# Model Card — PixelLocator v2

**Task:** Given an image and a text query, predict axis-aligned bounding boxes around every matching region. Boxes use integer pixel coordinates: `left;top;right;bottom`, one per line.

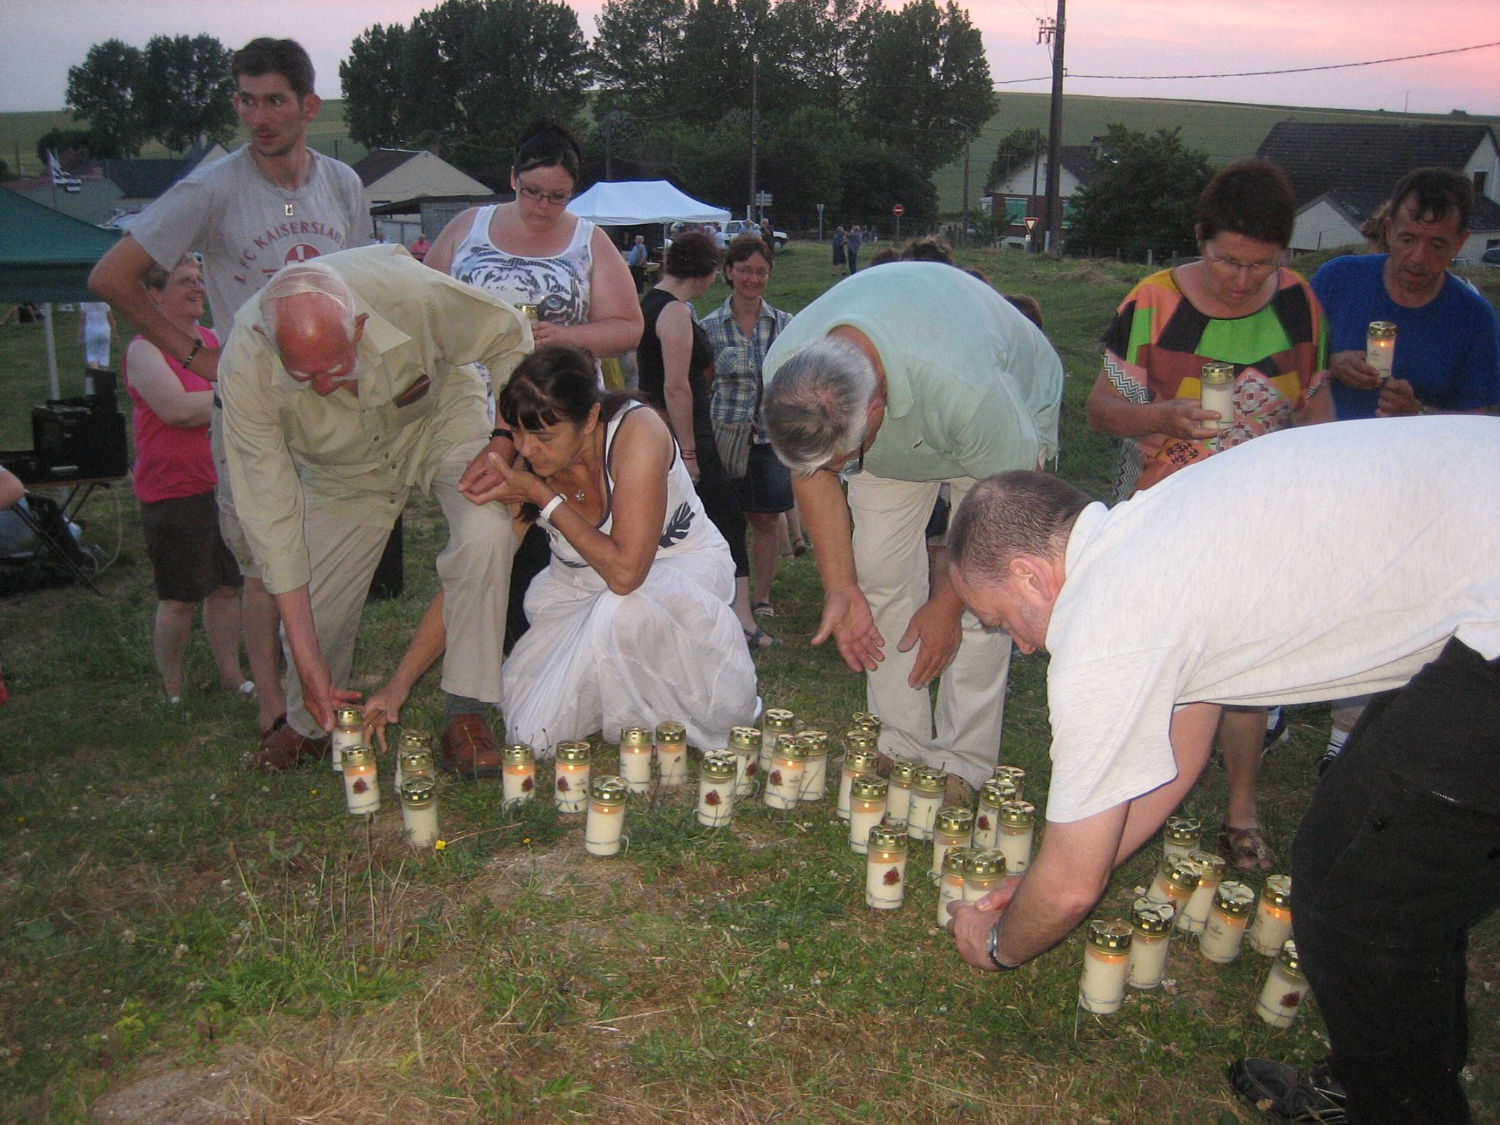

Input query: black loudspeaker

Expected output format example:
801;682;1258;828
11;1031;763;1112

31;395;128;481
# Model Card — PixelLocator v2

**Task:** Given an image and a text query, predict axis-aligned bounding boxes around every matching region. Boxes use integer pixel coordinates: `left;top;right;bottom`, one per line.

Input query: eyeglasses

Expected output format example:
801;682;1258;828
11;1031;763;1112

1205;252;1280;280
516;181;572;207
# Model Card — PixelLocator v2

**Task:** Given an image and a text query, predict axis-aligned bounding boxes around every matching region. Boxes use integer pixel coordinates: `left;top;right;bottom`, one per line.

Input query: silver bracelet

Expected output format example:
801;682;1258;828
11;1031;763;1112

539;494;565;522
987;922;1018;971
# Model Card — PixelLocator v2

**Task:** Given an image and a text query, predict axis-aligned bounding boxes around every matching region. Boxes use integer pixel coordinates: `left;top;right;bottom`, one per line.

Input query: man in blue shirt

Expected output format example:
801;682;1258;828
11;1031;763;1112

1311;167;1500;421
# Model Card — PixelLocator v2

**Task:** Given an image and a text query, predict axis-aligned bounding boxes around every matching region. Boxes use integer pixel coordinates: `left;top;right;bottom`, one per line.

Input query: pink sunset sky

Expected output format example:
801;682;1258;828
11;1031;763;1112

1;0;1496;117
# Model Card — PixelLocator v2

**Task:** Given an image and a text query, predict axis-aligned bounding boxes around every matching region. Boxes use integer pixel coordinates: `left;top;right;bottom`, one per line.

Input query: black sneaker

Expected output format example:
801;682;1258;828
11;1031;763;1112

1229;1058;1348;1123
1318;744;1343;776
1262;707;1289;755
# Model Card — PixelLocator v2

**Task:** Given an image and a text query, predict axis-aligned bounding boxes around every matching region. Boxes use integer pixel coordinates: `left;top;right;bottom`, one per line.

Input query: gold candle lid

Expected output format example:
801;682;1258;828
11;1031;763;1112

655;721;686;745
700;751;737;780
999;799;1037;828
980;777;1015;805
936;805;975;835
1131;896;1175;934
333;706;363;731
619;725;653;749
850;710;881;734
911;766;946;795
729;725;761;751
965;851;1006;880
1164;815;1202;847
1086;918;1134;952
844;729;878;753
1201;360;1235;385
555;741;590;764
844;748;882;775
1188;848;1226;878
590;775;629;804
1214;880;1256;916
501;743;535;766
942;846;974;876
866;823;908;852
1276;939;1304;975
991;764;1026;794
1260;873;1293;910
798;729;829;757
397;727;433;751
341;744;374;768
1367;320;1396;339
850;775;889;801
400;777;435;807
399;747;433;772
773;734;808;761
763;708;797;733
1161;856;1204;893
889;757;917;785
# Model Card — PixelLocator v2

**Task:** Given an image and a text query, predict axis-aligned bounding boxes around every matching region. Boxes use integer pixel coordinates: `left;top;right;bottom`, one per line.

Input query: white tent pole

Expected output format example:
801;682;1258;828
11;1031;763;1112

42;302;60;400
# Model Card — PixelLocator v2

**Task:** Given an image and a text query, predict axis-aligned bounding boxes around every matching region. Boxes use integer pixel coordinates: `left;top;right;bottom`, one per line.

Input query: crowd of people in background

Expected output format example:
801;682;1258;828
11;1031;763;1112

0;31;1492;1125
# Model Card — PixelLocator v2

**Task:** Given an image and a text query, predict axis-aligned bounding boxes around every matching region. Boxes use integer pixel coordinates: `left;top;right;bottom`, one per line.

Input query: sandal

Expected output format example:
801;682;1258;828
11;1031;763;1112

753;601;775;618
744;624;780;651
1220;823;1274;871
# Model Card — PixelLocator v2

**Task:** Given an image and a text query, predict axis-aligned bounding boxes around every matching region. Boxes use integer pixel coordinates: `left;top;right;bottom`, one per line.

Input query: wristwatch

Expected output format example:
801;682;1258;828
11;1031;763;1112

986;922;1019;971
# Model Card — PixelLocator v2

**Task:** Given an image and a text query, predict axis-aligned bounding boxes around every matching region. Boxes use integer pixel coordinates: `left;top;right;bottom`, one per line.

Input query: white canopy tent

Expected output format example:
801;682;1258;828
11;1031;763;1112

566;180;730;226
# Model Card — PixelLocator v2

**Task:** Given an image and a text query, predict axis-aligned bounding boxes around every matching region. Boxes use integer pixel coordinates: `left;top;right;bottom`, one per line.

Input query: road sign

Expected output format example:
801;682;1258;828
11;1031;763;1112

892;203;905;217
1024;216;1039;232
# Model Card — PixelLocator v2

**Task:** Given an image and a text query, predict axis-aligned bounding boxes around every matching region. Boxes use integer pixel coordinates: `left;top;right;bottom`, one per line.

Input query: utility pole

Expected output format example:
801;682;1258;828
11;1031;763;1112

1039;0;1066;254
748;55;759;221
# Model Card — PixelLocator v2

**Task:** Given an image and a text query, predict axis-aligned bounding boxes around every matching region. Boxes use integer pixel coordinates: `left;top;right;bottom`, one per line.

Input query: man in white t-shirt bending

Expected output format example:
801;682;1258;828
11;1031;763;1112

942;417;1500;1125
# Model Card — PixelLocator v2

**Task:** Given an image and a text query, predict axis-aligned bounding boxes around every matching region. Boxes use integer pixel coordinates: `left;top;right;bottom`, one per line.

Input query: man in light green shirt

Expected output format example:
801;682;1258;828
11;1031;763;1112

762;262;1063;792
219;243;530;773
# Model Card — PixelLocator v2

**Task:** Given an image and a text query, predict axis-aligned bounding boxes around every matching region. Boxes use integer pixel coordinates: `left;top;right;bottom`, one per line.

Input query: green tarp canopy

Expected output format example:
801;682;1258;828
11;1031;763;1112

0;186;120;303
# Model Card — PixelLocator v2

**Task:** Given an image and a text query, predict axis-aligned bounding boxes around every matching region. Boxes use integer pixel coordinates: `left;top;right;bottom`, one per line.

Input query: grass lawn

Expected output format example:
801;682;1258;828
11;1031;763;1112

0;247;1496;1123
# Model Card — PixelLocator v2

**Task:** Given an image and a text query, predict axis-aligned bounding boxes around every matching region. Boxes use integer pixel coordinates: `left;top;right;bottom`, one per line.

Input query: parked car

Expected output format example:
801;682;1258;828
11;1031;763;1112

1482;246;1500;267
720;219;787;251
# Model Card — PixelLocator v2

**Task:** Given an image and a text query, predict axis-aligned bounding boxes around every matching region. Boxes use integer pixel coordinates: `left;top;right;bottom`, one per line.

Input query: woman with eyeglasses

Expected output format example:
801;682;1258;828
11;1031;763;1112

1084;158;1333;873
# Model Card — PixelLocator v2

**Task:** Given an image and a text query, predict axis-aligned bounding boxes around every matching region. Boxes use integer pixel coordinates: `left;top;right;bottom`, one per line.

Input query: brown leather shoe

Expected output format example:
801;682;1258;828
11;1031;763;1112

250;717;330;773
439;713;502;780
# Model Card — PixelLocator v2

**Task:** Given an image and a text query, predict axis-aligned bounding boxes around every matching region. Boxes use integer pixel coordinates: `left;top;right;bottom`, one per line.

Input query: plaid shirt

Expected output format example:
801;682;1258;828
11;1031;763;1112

702;297;792;443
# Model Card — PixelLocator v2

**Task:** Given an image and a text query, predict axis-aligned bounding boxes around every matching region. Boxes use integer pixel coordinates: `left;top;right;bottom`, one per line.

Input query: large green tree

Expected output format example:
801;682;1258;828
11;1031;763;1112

1065;125;1212;260
591;0;690;120
340;0;590;182
857;0;994;177
137;35;236;152
768;0;879;119
65;39;146;157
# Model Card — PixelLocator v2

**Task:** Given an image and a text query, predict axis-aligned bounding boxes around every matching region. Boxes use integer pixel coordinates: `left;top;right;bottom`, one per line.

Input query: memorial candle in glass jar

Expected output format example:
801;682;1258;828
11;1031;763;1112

655;721;688;788
886;757;916;823
1200;360;1236;436
696;752;738;828
1255;939;1308;1028
838;735;880;820
1366;320;1396;381
331;706;363;773
395;728;433;787
1078;919;1133;1014
990;764;1026;800
1127;897;1175;990
759;708;796;775
864;824;908;910
936;847;973;929
553;741;591;814
932;805;975;880
848;775;889;854
584;775;629;856
399;777;439;847
1146;855;1202;915
850;711;881;738
1162;815;1202;862
618;725;654;793
396;744;435;795
1199;880;1255;964
1177;849;1226;934
763;734;806;810
341;744;380;815
971;779;1007;851
797;729;830;802
729;725;761;797
501;742;537;805
906;767;945;842
1248;874;1294;956
996;799;1037;876
963;850;1006;902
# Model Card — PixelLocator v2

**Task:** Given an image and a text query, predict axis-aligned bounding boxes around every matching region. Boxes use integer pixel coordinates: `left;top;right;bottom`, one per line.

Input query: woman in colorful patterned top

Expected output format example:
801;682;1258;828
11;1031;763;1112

1085;158;1333;870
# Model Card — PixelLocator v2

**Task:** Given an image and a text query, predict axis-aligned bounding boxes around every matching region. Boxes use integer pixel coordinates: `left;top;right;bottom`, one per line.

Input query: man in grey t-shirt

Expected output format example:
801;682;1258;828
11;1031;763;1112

90;38;369;754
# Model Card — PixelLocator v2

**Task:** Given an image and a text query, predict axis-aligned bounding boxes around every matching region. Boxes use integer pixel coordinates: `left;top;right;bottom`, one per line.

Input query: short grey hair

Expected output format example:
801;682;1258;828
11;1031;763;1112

763;337;877;476
949;471;1090;585
258;260;357;342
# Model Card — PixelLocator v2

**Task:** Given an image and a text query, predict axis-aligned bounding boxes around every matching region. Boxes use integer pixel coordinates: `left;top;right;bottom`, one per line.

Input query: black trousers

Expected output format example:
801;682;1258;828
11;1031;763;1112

1292;638;1500;1124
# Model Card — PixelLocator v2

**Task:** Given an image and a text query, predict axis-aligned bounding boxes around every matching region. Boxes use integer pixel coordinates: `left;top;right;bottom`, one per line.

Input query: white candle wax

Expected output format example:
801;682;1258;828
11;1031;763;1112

342;763;380;815
836;764;858;820
906;791;942;842
886;779;912;823
936;871;966;929
997;824;1034;876
865;846;907;909
584;801;625;856
401;798;439;848
763;755;805;810
696;776;736;828
1127;931;1170;990
1366;331;1395;380
848;798;886;854
1079;942;1130;1014
501;762;536;804
656;745;688;787
1200;908;1249;964
1177;857;1224;934
1200;379;1234;432
1255;951;1307;1028
799;753;828;802
931;827;967;881
619;745;653;794
971;806;1002;851
554;761;590;814
1248;875;1294;956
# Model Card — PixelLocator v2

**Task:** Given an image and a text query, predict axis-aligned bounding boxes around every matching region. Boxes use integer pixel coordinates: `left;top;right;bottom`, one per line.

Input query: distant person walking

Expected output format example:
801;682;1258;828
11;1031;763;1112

846;225;864;274
831;226;846;275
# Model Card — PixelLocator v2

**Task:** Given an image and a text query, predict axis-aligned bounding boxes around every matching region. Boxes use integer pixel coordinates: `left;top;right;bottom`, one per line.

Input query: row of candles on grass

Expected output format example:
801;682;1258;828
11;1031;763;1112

1078;814;1304;1027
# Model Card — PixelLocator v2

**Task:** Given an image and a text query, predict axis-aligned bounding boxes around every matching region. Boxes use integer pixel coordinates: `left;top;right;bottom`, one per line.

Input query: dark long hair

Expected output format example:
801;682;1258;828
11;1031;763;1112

497;346;637;432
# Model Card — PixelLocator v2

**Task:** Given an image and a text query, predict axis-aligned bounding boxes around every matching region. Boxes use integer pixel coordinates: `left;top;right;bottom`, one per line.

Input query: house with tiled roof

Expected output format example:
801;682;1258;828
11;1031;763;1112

351;148;492;213
985;144;1096;246
1256;121;1500;257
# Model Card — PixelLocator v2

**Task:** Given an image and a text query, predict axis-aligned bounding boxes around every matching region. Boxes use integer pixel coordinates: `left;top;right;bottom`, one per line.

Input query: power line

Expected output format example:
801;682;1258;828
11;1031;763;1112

1064;39;1500;83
